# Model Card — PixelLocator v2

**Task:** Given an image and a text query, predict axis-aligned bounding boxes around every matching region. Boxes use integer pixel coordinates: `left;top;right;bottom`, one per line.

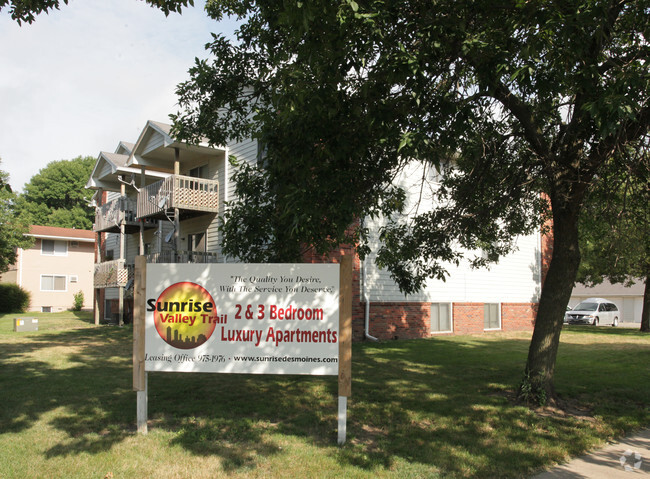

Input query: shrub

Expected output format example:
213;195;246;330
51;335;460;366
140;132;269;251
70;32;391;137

0;283;31;313
72;290;84;311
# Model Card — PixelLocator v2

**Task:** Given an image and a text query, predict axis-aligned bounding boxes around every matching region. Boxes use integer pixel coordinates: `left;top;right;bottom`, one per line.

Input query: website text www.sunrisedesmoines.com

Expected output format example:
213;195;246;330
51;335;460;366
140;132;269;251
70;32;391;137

143;353;338;365
233;355;338;364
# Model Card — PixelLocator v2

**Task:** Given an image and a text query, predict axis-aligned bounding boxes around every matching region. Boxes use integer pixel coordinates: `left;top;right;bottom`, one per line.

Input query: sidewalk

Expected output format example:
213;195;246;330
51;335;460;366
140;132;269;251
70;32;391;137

532;428;650;478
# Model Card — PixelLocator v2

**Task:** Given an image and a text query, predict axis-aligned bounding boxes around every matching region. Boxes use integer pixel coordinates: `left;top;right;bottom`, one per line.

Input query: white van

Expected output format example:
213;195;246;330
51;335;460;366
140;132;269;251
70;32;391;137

565;297;620;326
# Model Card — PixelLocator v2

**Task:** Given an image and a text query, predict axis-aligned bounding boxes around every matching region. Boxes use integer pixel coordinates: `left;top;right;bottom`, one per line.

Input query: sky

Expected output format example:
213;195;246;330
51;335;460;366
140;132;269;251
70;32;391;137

0;0;238;192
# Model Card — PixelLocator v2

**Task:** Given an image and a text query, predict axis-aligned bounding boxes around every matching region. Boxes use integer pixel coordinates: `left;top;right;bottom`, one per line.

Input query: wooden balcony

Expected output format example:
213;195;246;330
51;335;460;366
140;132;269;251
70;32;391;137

146;250;219;264
137;175;219;221
94;259;129;289
94;251;217;289
94;196;157;233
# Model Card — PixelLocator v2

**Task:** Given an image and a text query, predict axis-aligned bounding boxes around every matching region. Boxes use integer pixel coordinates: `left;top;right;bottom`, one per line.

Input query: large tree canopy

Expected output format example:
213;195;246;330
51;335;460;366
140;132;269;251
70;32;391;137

577;148;650;331
15;156;95;230
0;160;32;273
0;0;194;24
173;0;650;401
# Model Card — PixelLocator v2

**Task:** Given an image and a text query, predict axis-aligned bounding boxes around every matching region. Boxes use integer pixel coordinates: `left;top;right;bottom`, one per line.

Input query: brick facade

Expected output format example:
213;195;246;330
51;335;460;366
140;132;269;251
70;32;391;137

305;244;542;341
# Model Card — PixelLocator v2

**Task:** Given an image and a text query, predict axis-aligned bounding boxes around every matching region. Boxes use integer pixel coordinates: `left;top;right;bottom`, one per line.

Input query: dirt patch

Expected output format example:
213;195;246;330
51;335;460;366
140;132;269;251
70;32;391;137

491;388;595;422
535;398;596;422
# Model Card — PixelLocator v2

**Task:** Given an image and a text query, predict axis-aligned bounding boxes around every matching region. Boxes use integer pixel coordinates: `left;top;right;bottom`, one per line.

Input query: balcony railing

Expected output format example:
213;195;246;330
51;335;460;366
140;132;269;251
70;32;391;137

146;250;219;264
94;259;129;288
94;196;157;233
137;175;219;219
95;251;218;288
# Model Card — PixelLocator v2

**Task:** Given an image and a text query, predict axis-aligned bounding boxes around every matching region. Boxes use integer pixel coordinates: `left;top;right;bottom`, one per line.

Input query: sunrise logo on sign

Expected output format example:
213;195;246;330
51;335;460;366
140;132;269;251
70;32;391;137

148;282;218;350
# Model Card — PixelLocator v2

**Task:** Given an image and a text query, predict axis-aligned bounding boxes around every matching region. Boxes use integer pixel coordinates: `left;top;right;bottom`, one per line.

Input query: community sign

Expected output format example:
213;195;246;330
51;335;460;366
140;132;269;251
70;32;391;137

144;263;339;375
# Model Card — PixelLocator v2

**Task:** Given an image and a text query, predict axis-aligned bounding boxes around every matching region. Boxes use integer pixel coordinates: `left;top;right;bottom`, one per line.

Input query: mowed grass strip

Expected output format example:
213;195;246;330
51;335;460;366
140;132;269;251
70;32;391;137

0;313;648;478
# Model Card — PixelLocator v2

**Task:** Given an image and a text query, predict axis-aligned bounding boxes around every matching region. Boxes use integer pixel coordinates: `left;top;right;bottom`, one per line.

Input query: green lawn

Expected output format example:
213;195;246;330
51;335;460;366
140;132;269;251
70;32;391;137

0;312;648;478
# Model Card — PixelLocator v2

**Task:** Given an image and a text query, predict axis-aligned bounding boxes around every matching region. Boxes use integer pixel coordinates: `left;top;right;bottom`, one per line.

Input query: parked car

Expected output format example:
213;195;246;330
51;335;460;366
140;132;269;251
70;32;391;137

565;298;620;326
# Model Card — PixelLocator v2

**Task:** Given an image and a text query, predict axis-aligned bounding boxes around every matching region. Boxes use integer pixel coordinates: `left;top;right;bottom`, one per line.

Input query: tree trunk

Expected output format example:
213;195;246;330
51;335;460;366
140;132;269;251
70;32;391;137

640;274;650;332
521;204;582;403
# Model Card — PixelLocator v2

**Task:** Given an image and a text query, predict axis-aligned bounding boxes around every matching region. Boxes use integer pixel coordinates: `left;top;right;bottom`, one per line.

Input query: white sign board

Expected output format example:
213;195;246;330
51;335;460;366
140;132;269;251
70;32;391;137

144;263;339;375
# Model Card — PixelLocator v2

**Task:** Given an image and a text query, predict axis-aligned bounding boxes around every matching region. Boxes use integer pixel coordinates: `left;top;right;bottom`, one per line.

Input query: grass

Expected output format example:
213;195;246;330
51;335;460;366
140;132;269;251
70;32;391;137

0;312;648;478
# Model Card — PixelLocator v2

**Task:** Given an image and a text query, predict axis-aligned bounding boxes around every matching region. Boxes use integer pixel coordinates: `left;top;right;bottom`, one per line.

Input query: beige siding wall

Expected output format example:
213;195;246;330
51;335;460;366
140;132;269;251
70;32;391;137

1;269;18;284
21;238;95;312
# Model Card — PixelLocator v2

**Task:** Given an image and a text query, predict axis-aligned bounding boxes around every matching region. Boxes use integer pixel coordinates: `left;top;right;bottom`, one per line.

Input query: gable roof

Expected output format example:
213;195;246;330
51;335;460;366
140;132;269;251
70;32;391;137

27;225;95;242
86;150;169;191
127;120;225;170
116;141;135;155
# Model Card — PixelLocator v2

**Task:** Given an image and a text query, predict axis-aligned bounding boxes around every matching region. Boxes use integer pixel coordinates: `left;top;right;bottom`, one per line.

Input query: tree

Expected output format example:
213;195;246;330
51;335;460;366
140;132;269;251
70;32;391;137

172;0;650;402
0;0;194;24
577;149;650;331
0;160;32;273
15;156;96;230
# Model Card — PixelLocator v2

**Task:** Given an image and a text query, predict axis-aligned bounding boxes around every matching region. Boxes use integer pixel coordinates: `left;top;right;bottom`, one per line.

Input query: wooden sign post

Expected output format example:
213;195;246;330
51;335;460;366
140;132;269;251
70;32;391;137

132;258;351;444
338;254;352;445
133;255;147;434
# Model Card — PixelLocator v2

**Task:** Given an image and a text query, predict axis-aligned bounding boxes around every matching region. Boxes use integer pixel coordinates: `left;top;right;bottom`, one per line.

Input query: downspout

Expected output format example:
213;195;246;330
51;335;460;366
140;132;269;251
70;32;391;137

362;222;378;341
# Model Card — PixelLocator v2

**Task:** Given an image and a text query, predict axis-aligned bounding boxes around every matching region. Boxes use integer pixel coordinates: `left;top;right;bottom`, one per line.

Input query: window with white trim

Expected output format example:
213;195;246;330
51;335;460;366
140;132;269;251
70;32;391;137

430;303;452;333
484;303;501;330
41;239;67;256
41;275;67;291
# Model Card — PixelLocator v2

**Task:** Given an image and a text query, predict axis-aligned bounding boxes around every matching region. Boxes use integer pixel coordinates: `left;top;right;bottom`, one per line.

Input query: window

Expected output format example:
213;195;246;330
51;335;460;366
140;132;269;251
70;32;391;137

431;303;452;333
41;239;67;256
105;249;114;261
189;165;209;179
41;275;67;291
484;303;501;330
188;165;209;192
42;306;52;313
104;299;113;320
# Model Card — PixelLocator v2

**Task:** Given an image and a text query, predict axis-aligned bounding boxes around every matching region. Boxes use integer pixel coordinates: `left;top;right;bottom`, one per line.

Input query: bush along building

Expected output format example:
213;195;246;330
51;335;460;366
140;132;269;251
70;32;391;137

89;120;547;338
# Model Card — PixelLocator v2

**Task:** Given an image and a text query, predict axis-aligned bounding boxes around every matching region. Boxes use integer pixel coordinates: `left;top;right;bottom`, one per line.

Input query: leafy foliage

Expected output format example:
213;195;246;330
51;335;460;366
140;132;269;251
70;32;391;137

72;290;84;311
578;151;649;286
172;0;650;396
0;161;32;274
0;0;194;24
14;156;95;230
577;148;650;330
0;283;30;313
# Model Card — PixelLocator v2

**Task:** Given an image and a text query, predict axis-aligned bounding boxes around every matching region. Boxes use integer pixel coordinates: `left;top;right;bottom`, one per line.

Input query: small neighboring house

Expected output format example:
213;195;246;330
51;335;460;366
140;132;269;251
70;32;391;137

89;120;546;338
1;225;95;312
569;280;645;324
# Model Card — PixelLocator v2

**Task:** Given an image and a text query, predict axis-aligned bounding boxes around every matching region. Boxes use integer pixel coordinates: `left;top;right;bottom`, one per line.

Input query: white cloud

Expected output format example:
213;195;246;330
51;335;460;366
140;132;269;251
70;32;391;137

0;0;236;192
